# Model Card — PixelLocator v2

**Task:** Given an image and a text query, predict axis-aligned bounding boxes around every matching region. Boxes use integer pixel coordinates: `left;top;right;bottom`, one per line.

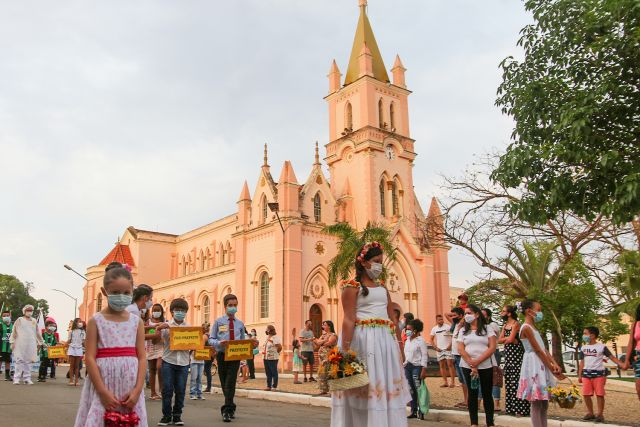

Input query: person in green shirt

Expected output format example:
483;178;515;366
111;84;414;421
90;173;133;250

38;320;58;382
1;310;13;381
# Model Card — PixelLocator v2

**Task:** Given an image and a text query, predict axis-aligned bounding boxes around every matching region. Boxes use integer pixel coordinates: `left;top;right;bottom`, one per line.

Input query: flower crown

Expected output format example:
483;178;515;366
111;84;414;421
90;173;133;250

122;263;132;272
356;241;383;263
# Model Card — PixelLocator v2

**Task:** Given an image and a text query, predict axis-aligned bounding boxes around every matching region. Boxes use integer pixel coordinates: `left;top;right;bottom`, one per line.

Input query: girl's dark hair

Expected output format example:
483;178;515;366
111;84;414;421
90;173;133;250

504;305;518;320
71;317;84;330
404;312;415;322
354;244;384;297
103;267;133;288
151;303;165;322
463;304;487;336
520;299;537;315
635;303;640;322
323;320;336;333
105;261;123;272
133;284;153;302
292;339;300;349
482;308;492;320
408;318;424;333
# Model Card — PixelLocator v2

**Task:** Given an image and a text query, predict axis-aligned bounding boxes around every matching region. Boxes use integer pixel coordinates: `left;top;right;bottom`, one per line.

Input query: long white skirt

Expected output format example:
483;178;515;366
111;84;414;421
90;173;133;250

331;326;411;427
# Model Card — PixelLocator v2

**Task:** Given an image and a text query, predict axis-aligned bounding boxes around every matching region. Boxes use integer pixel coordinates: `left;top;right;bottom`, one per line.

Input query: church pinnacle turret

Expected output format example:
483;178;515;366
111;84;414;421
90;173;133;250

344;0;389;85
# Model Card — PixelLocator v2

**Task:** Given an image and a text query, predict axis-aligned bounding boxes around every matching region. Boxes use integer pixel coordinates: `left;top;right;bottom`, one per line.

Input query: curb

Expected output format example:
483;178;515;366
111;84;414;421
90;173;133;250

211;387;629;427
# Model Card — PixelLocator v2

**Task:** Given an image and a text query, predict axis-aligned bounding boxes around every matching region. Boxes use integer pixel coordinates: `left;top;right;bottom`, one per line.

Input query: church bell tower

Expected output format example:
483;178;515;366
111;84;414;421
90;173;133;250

325;0;417;230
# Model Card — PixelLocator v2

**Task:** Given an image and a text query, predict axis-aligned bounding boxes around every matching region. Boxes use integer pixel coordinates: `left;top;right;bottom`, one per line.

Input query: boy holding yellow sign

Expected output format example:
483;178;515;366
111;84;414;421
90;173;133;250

209;294;257;423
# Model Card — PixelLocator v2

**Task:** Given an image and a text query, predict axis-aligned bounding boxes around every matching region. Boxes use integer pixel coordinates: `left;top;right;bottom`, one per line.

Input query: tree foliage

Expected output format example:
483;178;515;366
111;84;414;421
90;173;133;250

322;222;397;287
493;0;640;224
0;274;49;320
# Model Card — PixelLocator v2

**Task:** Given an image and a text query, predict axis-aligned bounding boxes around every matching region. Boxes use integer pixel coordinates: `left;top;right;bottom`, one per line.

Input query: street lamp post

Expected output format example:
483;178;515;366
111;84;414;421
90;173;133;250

64;264;87;281
52;288;78;319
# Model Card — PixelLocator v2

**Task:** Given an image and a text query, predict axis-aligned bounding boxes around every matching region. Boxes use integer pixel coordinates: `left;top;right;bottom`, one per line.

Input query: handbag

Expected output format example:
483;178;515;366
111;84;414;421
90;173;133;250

491;354;503;387
418;379;430;415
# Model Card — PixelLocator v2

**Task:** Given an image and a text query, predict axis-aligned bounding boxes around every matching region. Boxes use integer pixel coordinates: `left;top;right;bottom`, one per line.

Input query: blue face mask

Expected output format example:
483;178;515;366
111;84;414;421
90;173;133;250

582;335;591;343
226;307;238;316
173;310;186;321
107;294;132;312
534;311;544;323
405;330;413;337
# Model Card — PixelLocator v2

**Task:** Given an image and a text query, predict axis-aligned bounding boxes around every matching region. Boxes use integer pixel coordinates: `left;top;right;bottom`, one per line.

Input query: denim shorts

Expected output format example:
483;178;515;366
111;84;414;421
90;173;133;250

454;355;466;384
633;352;640;379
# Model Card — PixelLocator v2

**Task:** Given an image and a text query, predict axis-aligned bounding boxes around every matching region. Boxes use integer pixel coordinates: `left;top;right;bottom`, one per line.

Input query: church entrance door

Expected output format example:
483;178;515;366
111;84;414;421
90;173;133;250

309;304;322;338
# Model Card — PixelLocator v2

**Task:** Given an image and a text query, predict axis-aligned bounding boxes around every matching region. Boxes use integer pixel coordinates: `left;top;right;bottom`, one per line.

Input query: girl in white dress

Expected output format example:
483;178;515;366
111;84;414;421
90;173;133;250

331;242;411;427
67;318;86;386
517;300;564;427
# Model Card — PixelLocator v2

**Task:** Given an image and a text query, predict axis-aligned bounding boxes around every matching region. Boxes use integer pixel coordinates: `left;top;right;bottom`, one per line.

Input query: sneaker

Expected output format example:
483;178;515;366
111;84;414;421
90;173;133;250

173;415;184;425
197;395;205;400
25;380;33;385
190;395;197;400
157;416;172;426
13;381;20;385
37;378;46;382
222;413;231;423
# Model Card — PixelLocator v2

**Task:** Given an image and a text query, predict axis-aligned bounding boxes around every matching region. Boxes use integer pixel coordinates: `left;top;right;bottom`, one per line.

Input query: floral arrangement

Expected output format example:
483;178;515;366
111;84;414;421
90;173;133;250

319;348;369;391
355;318;395;335
547;384;580;409
356;241;383;263
104;410;141;427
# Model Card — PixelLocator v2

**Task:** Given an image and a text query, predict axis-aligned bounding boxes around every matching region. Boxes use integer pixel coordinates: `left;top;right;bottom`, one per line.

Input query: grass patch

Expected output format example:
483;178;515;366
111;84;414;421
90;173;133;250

609;377;636;383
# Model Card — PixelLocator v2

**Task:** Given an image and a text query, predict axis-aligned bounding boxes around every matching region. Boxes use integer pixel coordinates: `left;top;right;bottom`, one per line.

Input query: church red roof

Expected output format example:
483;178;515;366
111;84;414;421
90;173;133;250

99;243;135;267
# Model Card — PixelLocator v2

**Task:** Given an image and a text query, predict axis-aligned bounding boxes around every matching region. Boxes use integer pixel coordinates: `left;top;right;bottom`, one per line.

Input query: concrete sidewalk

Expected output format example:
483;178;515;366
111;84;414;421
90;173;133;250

210;387;632;427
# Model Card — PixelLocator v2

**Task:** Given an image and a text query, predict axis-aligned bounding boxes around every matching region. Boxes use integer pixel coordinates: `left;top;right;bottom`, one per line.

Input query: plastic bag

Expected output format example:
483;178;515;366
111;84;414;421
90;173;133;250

418;379;430;415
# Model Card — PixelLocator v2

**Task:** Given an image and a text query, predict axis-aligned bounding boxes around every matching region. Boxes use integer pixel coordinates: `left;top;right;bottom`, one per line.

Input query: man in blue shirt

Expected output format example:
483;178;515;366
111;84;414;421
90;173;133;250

209;293;256;423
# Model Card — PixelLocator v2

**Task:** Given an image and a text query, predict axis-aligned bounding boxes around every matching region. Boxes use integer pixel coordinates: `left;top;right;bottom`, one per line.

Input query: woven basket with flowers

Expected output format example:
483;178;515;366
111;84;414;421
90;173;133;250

319;347;369;392
547;382;581;409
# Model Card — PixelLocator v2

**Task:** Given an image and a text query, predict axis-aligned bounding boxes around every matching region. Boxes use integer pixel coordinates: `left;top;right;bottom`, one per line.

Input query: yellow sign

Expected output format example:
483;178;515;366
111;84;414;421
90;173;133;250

169;327;204;351
224;339;254;361
194;348;213;360
47;345;67;359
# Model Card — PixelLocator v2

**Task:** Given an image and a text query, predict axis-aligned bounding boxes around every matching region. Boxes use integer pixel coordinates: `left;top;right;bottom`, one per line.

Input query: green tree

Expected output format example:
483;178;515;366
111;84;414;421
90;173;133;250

322;222;396;287
0;274;49;320
609;250;640;315
493;0;640;224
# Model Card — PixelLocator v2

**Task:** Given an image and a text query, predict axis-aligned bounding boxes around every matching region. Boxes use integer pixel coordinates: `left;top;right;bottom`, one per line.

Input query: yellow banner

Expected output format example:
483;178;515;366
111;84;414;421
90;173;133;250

224;339;254;361
169;327;205;351
194;348;213;360
47;345;67;359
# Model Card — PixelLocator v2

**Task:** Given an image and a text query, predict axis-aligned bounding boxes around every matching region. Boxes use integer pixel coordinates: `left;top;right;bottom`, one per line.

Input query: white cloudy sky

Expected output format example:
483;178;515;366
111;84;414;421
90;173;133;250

0;0;530;338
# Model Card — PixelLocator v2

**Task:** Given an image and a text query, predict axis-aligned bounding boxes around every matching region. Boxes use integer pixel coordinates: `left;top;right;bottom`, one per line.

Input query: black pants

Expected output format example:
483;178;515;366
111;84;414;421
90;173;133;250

217;352;240;416
204;359;213;390
39;358;56;379
247;356;256;379
462;367;494;426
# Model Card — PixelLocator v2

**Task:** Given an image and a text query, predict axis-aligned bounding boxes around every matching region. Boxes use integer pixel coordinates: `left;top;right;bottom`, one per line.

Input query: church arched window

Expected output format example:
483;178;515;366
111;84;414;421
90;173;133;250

379;180;386;217
378;99;384;128
392;181;399;216
390;102;396;130
313;193;322;223
202;295;210;324
345;102;353;131
260;272;270;319
261;195;268;224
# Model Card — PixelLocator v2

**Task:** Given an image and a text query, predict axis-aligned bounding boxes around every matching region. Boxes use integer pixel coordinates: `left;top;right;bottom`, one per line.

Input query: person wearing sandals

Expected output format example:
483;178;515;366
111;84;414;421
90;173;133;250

147;304;165;400
314;320;338;394
498;305;529;417
292;339;303;384
404;319;428;420
67;318;86;386
262;325;282;391
448;307;468;409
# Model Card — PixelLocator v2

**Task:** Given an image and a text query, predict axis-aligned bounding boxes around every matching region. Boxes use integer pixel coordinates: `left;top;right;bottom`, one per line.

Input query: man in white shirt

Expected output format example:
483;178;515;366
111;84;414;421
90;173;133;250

430;314;456;388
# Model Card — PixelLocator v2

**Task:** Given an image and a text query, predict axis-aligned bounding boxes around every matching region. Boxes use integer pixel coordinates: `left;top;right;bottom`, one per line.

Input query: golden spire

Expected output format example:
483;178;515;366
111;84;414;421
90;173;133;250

344;0;389;85
263;143;269;167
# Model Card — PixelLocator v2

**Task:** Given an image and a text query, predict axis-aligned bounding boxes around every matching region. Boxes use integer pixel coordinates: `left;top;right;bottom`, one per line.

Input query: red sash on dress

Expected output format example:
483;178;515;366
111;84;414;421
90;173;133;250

96;347;138;358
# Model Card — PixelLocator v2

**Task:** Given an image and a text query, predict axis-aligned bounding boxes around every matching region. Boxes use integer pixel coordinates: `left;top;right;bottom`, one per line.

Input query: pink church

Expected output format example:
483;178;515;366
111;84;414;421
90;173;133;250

79;1;450;368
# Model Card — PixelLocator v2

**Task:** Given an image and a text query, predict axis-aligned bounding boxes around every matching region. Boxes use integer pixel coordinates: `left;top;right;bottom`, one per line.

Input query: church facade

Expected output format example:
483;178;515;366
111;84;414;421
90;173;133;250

78;1;450;368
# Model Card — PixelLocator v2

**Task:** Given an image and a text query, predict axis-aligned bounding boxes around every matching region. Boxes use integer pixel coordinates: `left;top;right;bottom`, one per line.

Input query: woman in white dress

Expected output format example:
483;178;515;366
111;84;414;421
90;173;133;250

9;304;43;384
331;242;411;427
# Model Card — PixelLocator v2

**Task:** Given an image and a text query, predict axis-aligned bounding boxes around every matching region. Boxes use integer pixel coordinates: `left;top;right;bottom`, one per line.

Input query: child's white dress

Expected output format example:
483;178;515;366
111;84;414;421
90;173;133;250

74;312;147;427
517;323;556;402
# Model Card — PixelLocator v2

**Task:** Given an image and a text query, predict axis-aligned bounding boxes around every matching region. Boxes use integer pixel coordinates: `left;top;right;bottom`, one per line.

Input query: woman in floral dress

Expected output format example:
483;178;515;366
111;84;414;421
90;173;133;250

315;320;338;394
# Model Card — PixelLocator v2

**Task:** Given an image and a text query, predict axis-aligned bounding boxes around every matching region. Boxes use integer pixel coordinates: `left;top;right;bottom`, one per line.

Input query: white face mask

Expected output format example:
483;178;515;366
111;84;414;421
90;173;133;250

464;314;476;324
145;299;153;310
152;311;162;319
24;311;33;318
365;262;383;279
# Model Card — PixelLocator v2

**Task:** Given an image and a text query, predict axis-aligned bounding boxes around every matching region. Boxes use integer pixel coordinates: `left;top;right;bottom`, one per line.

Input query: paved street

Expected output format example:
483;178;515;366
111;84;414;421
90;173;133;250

0;367;458;427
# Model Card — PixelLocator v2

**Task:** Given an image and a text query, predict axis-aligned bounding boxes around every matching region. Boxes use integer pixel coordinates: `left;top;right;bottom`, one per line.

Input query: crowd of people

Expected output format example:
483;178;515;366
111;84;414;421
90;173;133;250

1;244;639;427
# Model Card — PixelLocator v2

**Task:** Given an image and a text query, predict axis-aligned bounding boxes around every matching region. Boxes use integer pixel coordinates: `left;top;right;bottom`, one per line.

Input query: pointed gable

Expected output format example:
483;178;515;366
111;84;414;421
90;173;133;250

99;243;135;266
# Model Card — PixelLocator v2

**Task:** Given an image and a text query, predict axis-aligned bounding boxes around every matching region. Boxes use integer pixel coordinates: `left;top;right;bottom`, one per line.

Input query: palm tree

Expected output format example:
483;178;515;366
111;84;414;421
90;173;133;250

322;222;397;287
